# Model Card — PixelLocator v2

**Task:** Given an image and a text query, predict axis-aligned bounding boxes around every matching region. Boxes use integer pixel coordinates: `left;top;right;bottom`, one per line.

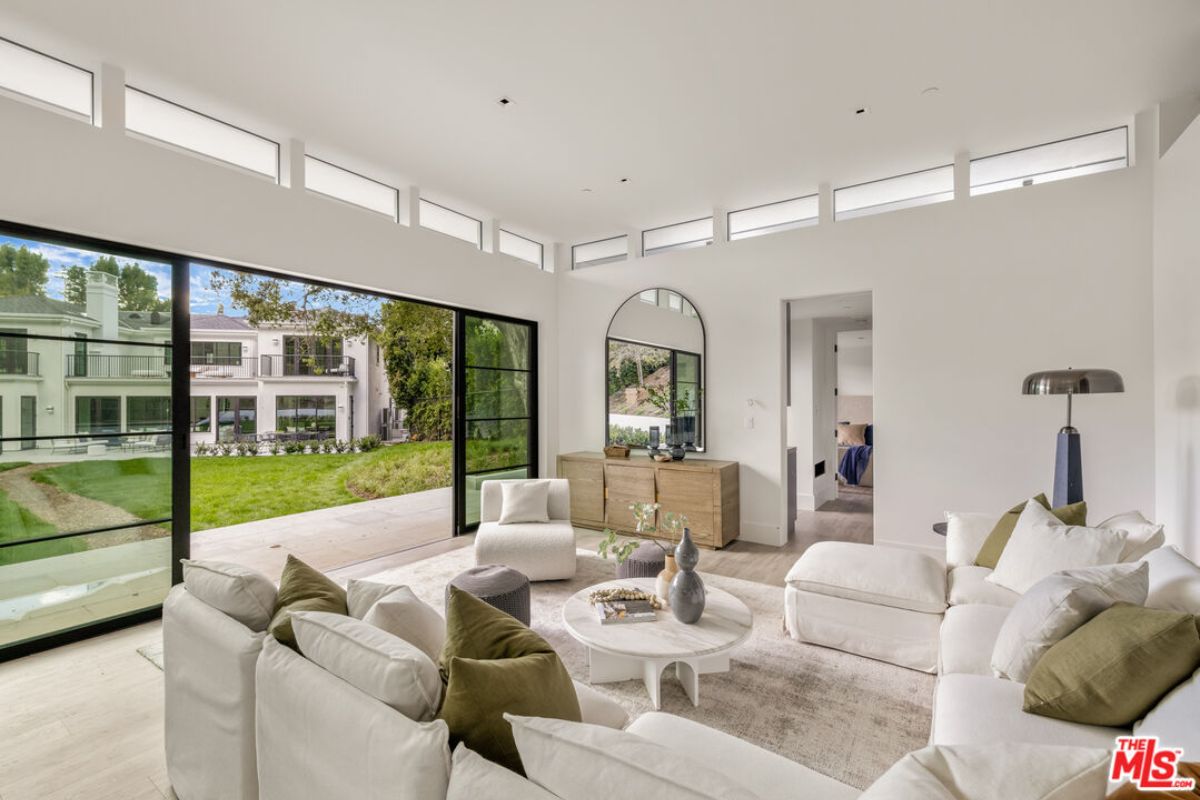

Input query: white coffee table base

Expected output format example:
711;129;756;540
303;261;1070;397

585;646;732;710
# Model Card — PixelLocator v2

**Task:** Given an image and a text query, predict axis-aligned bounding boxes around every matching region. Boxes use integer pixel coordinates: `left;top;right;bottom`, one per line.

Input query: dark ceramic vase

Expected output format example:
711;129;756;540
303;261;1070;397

669;528;706;624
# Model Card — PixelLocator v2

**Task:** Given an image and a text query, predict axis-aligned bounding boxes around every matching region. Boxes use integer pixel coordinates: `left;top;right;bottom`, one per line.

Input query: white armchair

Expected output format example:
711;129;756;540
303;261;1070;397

474;479;577;581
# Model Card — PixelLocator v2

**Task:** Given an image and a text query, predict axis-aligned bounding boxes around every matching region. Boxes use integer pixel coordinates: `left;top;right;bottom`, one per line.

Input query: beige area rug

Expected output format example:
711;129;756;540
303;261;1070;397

367;548;935;789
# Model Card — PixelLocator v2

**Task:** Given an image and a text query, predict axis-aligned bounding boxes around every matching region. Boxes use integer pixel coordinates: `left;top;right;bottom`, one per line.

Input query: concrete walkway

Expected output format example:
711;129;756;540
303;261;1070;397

191;487;453;577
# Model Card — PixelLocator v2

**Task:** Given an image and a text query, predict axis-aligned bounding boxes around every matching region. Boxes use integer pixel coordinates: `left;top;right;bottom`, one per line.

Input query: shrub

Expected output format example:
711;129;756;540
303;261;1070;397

268;440;282;456
319;439;334;454
236;441;257;457
283;440;305;455
333;439;349;454
356;435;381;452
217;442;235;457
193;442;210;457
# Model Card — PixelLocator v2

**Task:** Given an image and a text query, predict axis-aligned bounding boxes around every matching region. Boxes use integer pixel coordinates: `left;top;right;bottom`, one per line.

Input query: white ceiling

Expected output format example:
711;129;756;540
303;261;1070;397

3;1;1199;244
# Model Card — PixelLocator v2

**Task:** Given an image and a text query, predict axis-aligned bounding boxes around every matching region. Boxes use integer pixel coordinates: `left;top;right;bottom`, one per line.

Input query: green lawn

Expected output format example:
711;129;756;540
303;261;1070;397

0;483;80;566
33;442;455;533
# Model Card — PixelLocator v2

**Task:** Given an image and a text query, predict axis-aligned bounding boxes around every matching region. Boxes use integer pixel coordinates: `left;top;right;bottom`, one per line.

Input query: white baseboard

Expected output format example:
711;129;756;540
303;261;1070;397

740;520;784;546
874;537;946;564
797;493;817;512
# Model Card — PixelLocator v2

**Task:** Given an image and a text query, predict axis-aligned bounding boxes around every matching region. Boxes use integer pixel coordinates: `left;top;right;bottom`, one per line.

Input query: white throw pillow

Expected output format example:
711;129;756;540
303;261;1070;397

498;480;551;525
990;562;1149;682
346;578;399;618
1141;545;1200;614
945;511;1001;569
505;714;760;800
860;743;1111;800
181;559;277;632
358;585;446;662
291;611;441;721
1134;666;1200;763
986;501;1127;594
1096;510;1166;562
447;743;557;800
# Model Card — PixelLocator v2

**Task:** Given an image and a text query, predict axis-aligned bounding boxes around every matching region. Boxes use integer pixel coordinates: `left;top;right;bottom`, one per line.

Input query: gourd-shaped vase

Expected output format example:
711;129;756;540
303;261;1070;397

669;528;706;624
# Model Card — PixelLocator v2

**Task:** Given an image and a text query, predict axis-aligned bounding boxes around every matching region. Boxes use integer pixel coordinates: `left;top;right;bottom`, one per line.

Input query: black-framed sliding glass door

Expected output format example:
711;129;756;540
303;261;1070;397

0;223;187;659
455;313;537;532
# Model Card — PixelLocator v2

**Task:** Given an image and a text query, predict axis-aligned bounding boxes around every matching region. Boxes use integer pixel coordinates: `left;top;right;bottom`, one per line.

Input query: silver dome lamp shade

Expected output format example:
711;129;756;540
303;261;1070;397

1022;368;1124;507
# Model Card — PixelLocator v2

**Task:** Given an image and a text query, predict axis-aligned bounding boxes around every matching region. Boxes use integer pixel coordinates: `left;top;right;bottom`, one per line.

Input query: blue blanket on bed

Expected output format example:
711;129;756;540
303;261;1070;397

839;445;872;485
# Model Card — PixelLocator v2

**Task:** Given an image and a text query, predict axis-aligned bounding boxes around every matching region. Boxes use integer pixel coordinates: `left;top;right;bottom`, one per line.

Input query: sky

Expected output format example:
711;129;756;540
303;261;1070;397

2;234;384;316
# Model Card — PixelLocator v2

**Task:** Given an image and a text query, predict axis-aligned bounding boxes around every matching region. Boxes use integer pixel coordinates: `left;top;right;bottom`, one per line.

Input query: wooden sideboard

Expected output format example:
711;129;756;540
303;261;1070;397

557;451;739;549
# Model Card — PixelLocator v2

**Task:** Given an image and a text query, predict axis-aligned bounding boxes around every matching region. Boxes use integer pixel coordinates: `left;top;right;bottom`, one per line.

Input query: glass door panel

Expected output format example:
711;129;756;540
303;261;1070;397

455;313;536;531
0;227;179;656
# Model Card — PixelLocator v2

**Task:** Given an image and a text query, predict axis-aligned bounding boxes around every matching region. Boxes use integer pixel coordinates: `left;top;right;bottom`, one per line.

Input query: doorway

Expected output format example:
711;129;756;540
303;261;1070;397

784;292;874;548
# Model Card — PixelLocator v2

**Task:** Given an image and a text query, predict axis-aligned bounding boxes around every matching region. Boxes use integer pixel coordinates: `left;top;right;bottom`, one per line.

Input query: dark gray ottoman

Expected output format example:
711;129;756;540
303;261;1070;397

446;564;531;625
617;541;667;579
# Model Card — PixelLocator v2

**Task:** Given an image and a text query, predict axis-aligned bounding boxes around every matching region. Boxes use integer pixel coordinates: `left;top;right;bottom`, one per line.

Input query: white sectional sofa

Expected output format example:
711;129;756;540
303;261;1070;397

784;514;1200;754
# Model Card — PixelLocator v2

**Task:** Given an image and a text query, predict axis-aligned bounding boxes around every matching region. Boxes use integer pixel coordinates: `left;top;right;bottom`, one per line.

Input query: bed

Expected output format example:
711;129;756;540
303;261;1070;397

836;423;873;487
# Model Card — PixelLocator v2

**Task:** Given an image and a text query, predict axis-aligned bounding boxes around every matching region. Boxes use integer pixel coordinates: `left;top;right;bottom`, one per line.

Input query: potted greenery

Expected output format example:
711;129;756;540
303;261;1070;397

597;503;689;600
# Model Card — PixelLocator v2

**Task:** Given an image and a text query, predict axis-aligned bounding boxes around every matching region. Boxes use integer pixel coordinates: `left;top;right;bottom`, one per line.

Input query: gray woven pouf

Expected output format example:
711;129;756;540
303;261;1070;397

616;541;667;579
446;564;531;625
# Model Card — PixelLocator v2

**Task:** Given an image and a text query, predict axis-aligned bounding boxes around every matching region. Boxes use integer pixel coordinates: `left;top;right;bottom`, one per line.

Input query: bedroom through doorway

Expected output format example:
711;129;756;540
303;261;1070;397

783;292;874;551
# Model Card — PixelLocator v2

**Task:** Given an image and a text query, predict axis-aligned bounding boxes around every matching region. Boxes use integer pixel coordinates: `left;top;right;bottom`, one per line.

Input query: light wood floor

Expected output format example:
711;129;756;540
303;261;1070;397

0;487;872;799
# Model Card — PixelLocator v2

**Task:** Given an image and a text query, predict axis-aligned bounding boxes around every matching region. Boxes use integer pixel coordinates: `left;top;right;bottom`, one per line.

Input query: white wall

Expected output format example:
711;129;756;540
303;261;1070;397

837;334;873;397
1153;112;1200;559
556;118;1157;551
0;92;560;475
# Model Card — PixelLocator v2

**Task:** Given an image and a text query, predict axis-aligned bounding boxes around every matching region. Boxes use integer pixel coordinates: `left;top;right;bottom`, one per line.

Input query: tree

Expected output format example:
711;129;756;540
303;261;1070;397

64;265;88;305
119;263;170;311
378;300;453;441
0;244;50;297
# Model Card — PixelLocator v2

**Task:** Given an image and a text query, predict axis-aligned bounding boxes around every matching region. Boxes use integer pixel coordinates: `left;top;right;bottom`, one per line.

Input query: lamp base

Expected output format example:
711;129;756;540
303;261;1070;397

1053;427;1083;508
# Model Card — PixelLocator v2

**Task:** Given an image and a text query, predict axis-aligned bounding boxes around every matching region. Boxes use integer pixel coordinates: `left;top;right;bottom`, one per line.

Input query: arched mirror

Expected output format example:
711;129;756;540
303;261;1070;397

606;289;705;454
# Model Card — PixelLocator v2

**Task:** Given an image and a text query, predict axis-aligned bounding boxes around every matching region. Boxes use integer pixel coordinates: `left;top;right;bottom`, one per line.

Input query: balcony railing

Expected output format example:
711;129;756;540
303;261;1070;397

0;351;40;377
65;354;171;379
189;356;257;380
261;354;355;378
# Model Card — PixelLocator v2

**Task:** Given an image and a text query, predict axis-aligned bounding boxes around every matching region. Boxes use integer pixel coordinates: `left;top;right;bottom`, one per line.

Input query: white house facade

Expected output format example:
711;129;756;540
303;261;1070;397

0;271;395;455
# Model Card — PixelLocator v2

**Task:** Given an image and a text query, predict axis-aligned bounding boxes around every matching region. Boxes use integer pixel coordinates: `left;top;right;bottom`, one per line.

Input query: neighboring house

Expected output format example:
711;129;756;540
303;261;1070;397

0;271;396;452
189;312;394;445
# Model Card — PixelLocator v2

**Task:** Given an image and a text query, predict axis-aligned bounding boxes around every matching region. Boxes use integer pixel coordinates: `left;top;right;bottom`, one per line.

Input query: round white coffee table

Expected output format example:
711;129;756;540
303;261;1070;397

561;577;752;710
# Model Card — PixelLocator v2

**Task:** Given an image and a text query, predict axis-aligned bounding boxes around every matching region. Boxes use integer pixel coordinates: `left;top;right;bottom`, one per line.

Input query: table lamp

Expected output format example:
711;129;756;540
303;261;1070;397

1022;368;1124;507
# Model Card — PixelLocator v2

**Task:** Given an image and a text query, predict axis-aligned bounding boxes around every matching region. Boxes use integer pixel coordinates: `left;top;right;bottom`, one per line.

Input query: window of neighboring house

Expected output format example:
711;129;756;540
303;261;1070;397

0;329;29;375
76;396;121;434
191;341;242;364
217;396;256;442
127;396;171;432
571;235;628;269
124;87;280;181
276;395;336;435
0;36;93;121
498;230;543;268
419;199;482;248
282;336;344;376
73;333;88;377
970;127;1128;196
305;156;399;220
728;195;819;240
834;164;954;221
642;217;714;257
190;397;211;432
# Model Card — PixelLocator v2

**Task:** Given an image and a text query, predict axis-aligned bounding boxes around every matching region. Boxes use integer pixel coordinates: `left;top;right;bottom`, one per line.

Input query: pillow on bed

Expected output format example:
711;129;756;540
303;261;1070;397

836;423;867;446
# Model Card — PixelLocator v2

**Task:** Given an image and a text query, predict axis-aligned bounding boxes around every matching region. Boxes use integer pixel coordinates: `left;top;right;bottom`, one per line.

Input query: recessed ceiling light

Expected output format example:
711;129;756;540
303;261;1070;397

921;86;940;96
580;188;592;193
496;96;514;107
619;177;630;183
854;107;869;116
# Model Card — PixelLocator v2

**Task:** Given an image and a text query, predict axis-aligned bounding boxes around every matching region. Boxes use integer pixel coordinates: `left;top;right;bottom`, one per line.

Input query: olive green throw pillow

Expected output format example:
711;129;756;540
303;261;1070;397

1023;603;1200;727
268;555;348;650
438;587;580;774
974;494;1087;568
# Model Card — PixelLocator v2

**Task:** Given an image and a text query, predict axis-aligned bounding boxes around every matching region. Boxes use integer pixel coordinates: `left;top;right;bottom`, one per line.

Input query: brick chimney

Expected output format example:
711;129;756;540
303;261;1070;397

86;270;119;340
